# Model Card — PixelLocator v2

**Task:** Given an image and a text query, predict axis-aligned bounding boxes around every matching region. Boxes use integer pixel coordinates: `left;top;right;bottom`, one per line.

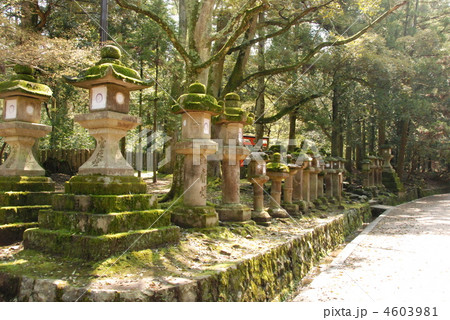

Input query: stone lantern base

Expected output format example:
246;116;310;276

0;176;55;245
0;122;51;176
171;206;218;228
23;175;180;260
382;168;404;193
293;200;309;214
216;203;251;222
282;203;300;216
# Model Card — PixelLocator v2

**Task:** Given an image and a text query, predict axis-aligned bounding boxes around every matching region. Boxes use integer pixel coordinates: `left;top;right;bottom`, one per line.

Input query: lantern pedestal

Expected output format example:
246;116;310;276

0;122;50;176
267;172;289;218
282;165;300;216
75;111;139;176
216;146;251;222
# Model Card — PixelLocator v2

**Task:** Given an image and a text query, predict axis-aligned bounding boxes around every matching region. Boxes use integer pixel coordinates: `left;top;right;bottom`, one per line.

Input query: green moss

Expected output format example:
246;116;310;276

14;64;34;75
39;209;171;235
65;175;147;195
0;79;52;98
0;176;55;192
100;45;121;59
23;226;180;260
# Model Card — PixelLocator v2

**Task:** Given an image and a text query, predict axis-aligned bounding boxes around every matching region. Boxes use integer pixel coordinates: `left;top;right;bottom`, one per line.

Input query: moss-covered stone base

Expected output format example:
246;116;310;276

52;194;157;214
23;226;180;260
382;169;404;193
215;204;251;222
171;206;218;228
0;204;372;301
281;203;300;216
0;222;38;245
38;209;171;235
65;175;147;195
0;190;55;246
0;176;55;192
293;200;309;214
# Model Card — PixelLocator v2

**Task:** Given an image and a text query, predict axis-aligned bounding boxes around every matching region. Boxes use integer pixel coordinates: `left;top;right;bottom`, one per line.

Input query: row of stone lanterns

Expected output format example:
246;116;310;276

361;156;384;188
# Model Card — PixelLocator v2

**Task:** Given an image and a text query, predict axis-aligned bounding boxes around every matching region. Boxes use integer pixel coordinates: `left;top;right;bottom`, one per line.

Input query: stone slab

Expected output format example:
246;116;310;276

64;175;147;195
38;209;172;235
23;226;180;260
52;193;157;214
0;192;54;207
0;205;51;224
0;222;38;245
171;206;218;228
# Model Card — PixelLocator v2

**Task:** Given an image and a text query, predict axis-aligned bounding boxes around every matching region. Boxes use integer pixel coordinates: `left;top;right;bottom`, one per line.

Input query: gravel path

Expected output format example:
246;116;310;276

293;193;450;303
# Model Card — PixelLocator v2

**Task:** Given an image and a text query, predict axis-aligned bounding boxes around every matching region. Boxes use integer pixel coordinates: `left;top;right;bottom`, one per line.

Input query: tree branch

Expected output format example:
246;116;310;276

228;1;333;53
256;93;323;124
194;2;268;70
237;1;408;91
114;0;194;66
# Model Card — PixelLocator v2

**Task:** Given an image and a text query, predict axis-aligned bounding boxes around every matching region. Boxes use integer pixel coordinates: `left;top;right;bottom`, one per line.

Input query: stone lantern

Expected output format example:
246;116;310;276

317;158;325;198
368;155;377;187
308;151;320;202
23;46;180;260
64;45;151;177
213;92;253;222
266;153;290;218
332;157;342;202
361;159;371;187
300;153;313;205
379;144;403;193
282;154;300;216
0;65;53;177
171;82;222;228
324;157;336;201
247;152;271;224
380;145;394;170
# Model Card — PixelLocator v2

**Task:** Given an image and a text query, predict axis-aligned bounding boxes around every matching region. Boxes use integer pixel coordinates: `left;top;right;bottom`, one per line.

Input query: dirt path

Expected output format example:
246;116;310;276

292;193;450;303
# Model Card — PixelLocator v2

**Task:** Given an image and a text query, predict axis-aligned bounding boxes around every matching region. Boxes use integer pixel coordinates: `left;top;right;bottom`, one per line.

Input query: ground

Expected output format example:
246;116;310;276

291;193;450;303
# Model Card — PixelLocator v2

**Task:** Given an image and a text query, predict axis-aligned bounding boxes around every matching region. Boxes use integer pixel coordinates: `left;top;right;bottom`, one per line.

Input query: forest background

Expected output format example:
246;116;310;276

0;0;448;195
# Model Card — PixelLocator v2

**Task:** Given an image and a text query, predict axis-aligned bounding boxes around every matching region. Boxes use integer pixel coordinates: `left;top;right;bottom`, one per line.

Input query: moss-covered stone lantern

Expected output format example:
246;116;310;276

282;154;301;216
0;65;53;177
291;151;309;213
324;157;336;201
23;47;180;260
308;151;320;202
213;92;253;222
301;152;313;205
379;144;403;193
64;45;151;176
170;81;222;228
361;159;371;187
247;152;271;224
266;152;290;218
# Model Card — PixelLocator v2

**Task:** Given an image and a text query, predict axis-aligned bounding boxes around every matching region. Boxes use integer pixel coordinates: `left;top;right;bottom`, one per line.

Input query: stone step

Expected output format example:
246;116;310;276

370;204;393;217
65;175;147;195
39;209;172;235
0;205;51;224
0;222;39;245
52;193;157;214
0;192;55;207
23;226;180;260
0;176;55;192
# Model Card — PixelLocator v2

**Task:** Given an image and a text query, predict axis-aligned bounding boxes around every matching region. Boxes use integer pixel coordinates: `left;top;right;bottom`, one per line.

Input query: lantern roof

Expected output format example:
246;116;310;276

0;64;52;99
64;45;152;90
172;81;222;115
213;92;254;125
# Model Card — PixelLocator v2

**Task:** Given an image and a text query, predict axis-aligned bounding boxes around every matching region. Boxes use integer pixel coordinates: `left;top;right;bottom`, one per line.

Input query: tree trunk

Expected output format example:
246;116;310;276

396;119;409;179
288;111;297;153
255;12;266;144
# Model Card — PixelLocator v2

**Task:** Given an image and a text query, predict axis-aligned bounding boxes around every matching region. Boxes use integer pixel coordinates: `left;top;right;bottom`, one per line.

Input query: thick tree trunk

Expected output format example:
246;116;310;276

331;85;343;157
288;111;297;153
396;119;409;180
255;13;266;144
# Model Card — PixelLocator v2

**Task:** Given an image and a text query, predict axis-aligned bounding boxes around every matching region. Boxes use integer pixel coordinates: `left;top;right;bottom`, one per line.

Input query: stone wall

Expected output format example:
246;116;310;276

0;205;371;301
